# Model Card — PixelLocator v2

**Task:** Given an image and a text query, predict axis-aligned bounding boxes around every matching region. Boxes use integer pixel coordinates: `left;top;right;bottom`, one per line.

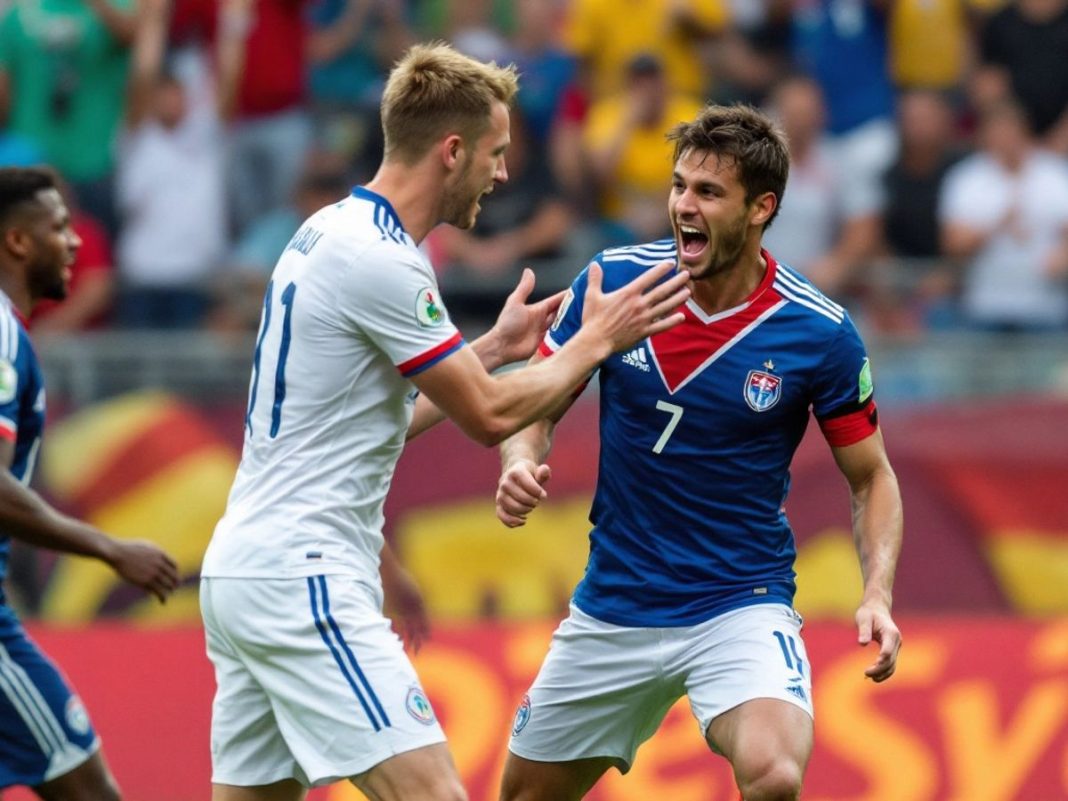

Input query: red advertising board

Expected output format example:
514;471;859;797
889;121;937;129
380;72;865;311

7;617;1067;801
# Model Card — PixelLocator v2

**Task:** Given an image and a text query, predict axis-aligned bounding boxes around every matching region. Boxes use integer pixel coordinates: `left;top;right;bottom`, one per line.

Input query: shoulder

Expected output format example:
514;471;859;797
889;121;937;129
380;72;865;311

584;239;678;290
770;259;851;330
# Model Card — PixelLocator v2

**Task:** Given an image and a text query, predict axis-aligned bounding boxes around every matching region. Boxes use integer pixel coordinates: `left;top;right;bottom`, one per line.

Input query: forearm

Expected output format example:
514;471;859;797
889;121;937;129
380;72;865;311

851;467;903;608
474;329;605;444
216;0;252;121
0;477;116;564
500;418;555;471
406;329;511;441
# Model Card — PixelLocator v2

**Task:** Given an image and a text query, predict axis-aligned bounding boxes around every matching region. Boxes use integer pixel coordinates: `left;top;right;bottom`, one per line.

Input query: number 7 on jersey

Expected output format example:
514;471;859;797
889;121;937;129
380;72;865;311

653;400;684;454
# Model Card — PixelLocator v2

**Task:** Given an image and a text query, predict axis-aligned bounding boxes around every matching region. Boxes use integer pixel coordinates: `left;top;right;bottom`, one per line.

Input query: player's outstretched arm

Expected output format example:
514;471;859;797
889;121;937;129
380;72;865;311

0;442;179;603
410;261;688;446
407;268;564;441
831;429;903;683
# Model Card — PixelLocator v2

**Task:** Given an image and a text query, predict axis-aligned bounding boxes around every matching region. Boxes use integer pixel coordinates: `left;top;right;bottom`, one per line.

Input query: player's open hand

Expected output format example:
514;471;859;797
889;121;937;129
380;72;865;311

110;540;180;603
496;458;551;527
490;268;566;366
856;600;901;682
581;261;689;354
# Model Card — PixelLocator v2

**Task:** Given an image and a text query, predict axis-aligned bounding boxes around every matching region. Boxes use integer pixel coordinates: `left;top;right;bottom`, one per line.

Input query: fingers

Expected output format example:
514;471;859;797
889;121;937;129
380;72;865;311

857;609;901;682
506;267;536;306
536;290;566;324
496;507;527;528
586;261;603;295
622;260;679;294
856;609;873;645
643;311;687;337
496;463;550;527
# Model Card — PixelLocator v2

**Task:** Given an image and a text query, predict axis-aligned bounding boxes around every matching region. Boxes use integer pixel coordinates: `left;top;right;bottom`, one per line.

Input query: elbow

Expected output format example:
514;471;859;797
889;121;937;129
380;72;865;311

459;416;512;448
474;419;511;448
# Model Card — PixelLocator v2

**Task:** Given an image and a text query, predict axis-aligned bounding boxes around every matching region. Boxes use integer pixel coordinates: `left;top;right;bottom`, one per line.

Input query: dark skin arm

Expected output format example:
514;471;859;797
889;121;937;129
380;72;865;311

0;438;179;602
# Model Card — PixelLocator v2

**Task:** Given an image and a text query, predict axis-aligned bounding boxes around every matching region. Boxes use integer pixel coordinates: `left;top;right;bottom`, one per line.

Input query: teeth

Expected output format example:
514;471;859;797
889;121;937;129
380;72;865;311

680;225;702;234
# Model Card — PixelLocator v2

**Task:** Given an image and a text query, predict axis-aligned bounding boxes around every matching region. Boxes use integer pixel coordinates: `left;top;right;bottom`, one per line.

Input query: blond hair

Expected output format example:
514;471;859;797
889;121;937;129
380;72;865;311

380;42;519;164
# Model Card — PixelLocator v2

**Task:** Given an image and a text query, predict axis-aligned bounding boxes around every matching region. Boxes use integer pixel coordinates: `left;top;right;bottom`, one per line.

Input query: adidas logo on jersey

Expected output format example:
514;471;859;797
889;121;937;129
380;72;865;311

622;347;650;372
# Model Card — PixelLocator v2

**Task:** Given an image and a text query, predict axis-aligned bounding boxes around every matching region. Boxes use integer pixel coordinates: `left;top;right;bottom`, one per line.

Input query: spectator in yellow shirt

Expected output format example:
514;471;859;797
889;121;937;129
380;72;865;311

563;0;729;101
583;54;704;241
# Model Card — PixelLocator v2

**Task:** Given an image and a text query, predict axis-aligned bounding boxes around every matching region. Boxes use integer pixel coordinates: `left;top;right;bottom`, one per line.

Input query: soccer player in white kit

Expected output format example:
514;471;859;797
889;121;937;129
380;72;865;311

199;44;691;801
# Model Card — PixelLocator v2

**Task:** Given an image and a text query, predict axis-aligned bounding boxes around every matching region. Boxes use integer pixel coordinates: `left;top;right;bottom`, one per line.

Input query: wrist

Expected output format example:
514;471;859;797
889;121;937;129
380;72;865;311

861;588;892;610
93;531;120;567
573;326;612;364
472;330;505;372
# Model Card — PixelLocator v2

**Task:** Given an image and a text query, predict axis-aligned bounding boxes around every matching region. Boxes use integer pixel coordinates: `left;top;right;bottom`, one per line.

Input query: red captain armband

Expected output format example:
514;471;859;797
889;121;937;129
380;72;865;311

817;399;879;447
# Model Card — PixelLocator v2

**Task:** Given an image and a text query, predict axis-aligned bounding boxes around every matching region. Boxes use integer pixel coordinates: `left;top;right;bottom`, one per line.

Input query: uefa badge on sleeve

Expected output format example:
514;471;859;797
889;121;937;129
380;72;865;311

744;369;782;412
0;359;17;404
414;287;445;328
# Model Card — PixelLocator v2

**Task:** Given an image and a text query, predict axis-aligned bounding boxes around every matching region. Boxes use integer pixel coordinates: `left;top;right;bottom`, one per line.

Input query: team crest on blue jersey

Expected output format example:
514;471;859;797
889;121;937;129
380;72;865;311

744;370;782;412
406;685;436;725
65;695;91;736
512;693;532;736
415;287;445;328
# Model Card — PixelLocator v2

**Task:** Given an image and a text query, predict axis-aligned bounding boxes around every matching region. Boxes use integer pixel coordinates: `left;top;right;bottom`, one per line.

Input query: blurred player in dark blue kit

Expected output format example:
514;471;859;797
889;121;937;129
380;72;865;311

496;105;903;801
0;167;179;800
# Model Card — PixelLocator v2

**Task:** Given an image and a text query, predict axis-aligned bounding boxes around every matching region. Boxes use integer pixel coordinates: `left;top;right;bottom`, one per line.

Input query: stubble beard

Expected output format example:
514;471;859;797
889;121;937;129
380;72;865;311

688;215;749;281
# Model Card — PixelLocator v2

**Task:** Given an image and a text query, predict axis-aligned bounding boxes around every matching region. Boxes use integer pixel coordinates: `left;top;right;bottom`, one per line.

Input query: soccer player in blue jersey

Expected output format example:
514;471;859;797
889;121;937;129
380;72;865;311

0;167;179;801
495;104;904;801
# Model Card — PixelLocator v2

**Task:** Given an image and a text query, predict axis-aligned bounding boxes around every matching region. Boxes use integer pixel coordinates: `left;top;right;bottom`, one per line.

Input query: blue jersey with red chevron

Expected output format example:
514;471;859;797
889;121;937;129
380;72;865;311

539;240;878;627
0;294;45;604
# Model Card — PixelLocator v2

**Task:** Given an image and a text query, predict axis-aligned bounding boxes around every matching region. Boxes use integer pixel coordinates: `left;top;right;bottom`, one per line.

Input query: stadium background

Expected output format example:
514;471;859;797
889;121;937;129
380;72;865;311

2;0;1068;798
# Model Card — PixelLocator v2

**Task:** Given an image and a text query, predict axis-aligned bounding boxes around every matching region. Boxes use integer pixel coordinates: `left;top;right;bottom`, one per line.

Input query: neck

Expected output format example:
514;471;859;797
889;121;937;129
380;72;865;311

0;270;32;320
689;241;768;314
364;160;443;244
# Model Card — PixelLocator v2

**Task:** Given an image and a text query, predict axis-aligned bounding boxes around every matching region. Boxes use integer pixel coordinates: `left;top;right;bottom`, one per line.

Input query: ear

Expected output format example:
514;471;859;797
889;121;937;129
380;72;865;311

750;192;777;228
440;133;465;172
3;227;30;261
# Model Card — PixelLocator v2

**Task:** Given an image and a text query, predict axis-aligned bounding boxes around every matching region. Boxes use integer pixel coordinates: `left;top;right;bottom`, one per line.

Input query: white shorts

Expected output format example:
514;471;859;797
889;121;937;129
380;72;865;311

509;602;813;771
201;576;446;788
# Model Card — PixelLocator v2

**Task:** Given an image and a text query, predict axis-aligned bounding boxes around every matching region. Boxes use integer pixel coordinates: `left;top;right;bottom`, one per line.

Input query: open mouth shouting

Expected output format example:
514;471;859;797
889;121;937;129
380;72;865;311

677;223;709;265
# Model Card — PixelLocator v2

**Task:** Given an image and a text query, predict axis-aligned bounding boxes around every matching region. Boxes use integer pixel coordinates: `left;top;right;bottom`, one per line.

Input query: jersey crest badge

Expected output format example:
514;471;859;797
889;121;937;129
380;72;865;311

406;685;437;725
744;370;782;412
0;359;16;404
414;287;445;328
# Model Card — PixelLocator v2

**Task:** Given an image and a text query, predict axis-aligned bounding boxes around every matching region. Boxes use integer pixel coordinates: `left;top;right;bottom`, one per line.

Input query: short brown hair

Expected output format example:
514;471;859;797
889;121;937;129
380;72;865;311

380;42;519;164
668;104;790;228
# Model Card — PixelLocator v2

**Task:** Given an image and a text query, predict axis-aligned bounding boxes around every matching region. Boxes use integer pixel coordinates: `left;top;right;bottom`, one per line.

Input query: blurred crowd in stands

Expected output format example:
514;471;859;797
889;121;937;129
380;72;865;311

2;0;1068;335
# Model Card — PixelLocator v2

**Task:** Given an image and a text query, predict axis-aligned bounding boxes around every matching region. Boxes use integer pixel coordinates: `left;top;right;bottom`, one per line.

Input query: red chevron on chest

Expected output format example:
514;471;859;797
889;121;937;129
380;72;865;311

648;285;785;394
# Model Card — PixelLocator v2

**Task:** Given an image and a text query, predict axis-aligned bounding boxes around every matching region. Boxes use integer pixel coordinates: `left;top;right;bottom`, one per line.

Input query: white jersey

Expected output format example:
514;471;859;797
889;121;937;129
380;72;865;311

201;187;463;590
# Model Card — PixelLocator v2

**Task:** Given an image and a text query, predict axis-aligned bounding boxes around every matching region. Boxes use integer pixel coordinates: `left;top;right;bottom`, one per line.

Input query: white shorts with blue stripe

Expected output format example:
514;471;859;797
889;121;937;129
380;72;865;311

201;576;445;788
509;602;813;772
